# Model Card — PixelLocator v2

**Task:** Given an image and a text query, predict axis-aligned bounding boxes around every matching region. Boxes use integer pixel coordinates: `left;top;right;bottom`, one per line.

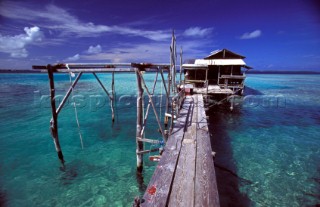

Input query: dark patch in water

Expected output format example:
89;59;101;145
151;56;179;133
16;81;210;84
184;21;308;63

208;106;252;207
244;86;264;95
0;190;7;207
313;177;320;184
310;111;320;125
214;163;253;186
304;193;320;199
136;170;147;194
60;165;78;185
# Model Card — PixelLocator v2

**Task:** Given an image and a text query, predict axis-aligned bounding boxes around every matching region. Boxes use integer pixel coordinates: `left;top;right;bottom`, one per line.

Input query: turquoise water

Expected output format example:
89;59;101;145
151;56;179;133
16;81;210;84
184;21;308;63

0;73;319;206
0;73;164;207
210;74;320;207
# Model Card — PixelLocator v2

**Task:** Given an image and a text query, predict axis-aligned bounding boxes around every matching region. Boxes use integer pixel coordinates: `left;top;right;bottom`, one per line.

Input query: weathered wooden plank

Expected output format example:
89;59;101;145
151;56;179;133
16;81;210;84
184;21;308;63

168;123;196;207
141;95;220;207
33;63;170;71
168;95;198;207
141;96;193;207
33;68;168;73
195;94;220;207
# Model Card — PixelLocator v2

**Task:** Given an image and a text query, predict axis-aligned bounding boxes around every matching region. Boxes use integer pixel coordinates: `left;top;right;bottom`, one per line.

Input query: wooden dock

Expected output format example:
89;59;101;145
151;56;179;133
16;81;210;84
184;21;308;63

140;94;220;207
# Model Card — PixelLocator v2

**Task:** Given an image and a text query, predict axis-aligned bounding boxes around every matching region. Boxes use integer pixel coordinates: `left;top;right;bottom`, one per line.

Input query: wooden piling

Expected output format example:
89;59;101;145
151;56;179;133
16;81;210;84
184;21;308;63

160;70;169;128
165;69;171;127
111;72;115;122
47;65;65;165
205;69;208;95
135;68;144;172
180;47;183;86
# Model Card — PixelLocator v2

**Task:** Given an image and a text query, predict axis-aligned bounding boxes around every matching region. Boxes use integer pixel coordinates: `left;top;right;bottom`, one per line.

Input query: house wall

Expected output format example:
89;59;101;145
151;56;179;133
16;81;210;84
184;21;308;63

185;65;244;86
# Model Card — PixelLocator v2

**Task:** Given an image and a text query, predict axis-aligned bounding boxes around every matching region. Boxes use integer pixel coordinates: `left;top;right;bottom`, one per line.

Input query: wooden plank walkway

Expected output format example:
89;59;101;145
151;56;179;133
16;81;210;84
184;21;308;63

141;94;220;207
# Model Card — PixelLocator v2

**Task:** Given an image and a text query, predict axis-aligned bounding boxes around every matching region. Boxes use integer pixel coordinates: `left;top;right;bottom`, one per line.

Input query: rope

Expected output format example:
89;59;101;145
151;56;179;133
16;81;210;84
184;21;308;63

66;64;84;149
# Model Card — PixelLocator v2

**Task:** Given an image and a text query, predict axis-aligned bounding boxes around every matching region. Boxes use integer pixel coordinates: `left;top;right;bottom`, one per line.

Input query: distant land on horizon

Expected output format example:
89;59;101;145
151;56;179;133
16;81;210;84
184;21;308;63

245;70;320;74
1;69;320;74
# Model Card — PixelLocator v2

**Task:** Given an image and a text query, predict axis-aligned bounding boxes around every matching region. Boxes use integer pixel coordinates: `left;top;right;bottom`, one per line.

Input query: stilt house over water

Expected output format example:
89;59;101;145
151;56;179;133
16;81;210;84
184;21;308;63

182;49;252;95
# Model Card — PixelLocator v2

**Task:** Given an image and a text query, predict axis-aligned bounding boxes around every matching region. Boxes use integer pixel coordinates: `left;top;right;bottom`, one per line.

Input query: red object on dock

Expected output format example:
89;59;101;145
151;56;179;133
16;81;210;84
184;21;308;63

149;155;161;162
147;185;157;195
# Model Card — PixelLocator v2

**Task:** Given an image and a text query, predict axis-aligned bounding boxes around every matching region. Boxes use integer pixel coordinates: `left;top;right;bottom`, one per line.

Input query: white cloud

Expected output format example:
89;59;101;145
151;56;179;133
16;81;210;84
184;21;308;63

81;43;169;63
183;27;213;37
87;45;102;54
0;26;43;58
66;54;80;61
0;2;171;41
80;39;213;63
240;30;262;39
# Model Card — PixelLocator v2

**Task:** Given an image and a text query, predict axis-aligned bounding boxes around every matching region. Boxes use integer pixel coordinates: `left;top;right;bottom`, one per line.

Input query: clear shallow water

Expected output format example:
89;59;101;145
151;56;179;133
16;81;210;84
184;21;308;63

0;73;163;207
209;74;320;207
0;73;319;207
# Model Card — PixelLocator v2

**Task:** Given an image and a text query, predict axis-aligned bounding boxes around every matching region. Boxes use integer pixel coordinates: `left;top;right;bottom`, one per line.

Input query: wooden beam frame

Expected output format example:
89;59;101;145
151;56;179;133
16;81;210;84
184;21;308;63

47;65;65;166
56;72;83;115
93;72;115;121
137;69;167;142
135;68;144;172
140;71;159;136
34;62;174;172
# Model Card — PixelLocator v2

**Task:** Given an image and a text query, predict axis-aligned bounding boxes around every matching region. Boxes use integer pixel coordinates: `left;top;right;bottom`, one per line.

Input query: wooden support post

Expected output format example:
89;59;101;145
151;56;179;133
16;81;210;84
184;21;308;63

205;69;208;95
165;68;171;127
47;65;65;166
135;68;144;172
171;30;176;94
180;47;183;86
230;95;234;111
169;99;175;133
111;72;115;122
172;61;175;94
241;79;244;95
218;66;220;85
160;69;169;98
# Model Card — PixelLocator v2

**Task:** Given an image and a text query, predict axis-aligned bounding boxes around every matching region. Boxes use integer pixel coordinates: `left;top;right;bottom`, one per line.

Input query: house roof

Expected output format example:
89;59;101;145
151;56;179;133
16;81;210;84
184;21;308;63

204;49;246;59
182;58;253;69
182;48;253;69
195;59;246;66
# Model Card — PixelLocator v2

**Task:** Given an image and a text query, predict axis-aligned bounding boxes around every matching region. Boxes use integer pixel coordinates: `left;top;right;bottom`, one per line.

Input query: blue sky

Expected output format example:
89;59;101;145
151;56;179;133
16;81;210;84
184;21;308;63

0;0;319;70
